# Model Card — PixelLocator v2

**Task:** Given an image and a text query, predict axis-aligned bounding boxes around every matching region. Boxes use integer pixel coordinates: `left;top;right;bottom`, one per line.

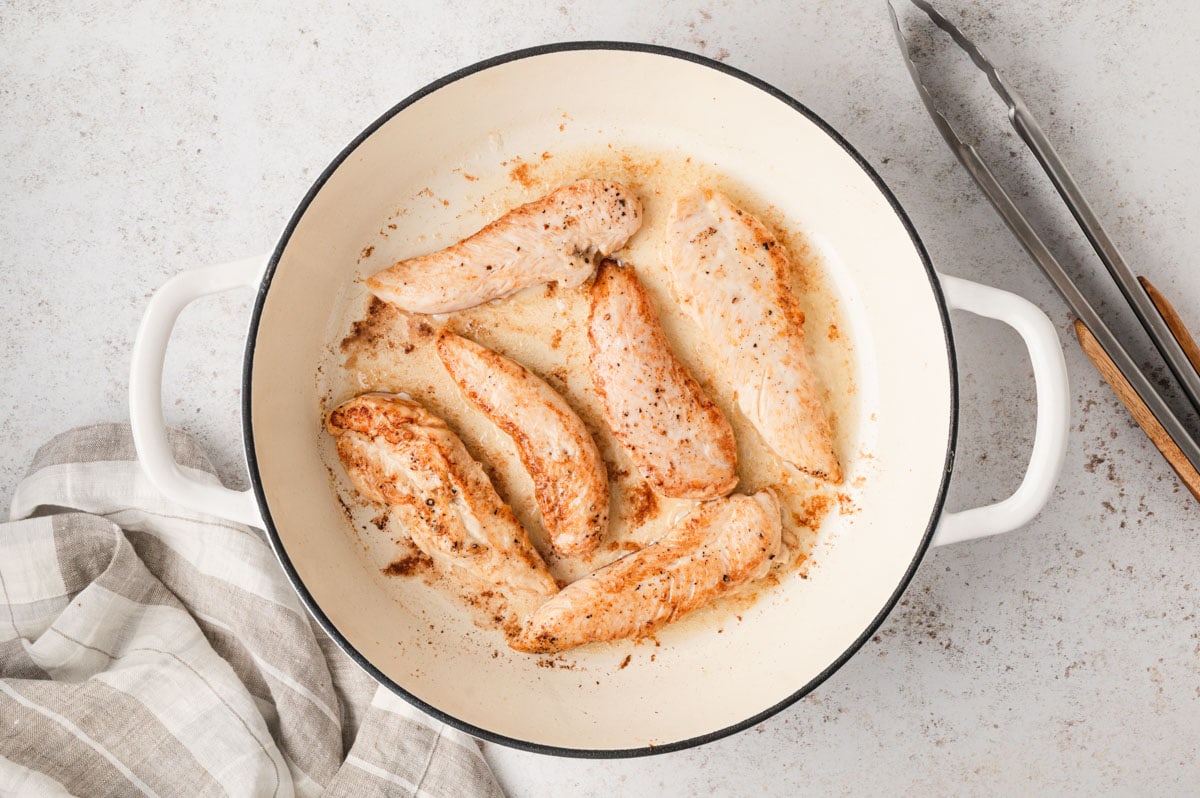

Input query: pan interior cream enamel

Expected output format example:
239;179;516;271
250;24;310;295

248;48;952;752
330;146;858;595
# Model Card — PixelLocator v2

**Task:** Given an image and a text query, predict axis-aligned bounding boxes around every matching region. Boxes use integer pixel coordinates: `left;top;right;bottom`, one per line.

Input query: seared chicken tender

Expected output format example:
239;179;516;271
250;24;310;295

325;393;557;602
366;179;643;314
588;260;738;499
664;189;842;483
437;331;609;557
513;491;782;653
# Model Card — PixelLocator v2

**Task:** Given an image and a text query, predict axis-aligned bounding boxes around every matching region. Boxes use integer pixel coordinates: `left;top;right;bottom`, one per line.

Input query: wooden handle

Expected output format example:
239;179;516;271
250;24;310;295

1074;319;1200;502
1139;276;1200;376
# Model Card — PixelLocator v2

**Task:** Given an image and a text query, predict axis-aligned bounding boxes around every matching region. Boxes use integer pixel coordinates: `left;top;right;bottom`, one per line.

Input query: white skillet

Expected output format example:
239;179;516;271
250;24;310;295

129;43;1069;756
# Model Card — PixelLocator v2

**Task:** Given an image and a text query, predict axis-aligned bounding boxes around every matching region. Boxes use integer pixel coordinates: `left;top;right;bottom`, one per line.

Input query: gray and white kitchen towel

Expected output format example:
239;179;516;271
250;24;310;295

0;424;504;798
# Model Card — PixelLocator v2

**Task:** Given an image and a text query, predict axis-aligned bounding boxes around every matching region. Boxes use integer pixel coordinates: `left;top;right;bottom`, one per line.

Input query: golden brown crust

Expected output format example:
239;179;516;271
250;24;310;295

512;491;782;653
665;190;842;483
588;260;739;499
326;393;558;600
365;180;643;314
436;332;609;557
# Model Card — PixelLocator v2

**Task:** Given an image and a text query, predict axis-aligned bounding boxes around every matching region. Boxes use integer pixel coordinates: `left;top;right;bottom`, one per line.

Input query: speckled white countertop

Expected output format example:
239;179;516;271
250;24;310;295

3;1;1199;794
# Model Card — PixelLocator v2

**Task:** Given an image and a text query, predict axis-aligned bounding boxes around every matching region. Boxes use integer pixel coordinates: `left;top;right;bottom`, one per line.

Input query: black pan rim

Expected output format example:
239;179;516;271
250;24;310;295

241;39;959;759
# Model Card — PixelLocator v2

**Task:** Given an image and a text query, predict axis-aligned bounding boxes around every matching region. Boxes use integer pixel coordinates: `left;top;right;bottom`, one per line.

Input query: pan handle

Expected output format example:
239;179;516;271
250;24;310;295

932;274;1070;546
129;256;267;528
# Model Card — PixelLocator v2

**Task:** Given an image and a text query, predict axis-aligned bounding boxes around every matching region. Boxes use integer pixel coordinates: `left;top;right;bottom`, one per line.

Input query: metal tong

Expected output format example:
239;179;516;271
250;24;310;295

889;0;1200;500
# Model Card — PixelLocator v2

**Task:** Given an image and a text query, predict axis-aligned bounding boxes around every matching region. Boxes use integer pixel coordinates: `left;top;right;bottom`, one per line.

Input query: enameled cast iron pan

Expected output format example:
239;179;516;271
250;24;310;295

130;43;1069;756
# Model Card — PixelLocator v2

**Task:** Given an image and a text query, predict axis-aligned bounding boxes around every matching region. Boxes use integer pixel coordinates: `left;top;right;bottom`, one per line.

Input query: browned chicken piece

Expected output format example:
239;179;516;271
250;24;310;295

366;180;643;314
588;260;738;499
325;393;557;602
512;491;781;653
665;189;842;483
436;331;609;557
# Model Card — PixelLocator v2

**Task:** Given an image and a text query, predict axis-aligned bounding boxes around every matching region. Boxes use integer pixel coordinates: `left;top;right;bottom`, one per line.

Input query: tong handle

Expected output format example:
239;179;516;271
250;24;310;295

1074;319;1200;502
1139;277;1200;377
1010;107;1200;416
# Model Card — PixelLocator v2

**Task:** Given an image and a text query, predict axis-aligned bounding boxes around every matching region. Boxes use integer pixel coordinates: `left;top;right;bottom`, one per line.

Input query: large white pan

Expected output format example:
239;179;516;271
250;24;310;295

129;43;1070;756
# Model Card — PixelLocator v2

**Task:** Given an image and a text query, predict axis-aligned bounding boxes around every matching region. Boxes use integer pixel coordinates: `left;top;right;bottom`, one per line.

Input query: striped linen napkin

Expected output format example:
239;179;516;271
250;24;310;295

0;424;503;798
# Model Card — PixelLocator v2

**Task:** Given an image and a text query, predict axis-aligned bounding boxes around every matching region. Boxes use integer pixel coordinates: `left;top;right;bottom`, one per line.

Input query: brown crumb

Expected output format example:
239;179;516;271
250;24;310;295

509;159;535;188
623;482;660;527
618;654;632;670
381;551;433;577
603;461;630;482
827;323;839;341
336;494;353;522
462;173;479;181
359;245;374;261
609;540;643;553
791;492;835;530
340;297;397;352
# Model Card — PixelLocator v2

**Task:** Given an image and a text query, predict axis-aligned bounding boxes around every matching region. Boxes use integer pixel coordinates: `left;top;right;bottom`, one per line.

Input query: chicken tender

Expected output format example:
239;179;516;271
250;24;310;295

325;393;557;602
367;179;642;314
513;491;781;653
588;260;738;499
437;331;609;557
664;189;841;482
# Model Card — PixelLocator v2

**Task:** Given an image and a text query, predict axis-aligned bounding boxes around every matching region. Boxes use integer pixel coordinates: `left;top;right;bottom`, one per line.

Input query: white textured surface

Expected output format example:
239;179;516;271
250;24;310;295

3;1;1199;794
